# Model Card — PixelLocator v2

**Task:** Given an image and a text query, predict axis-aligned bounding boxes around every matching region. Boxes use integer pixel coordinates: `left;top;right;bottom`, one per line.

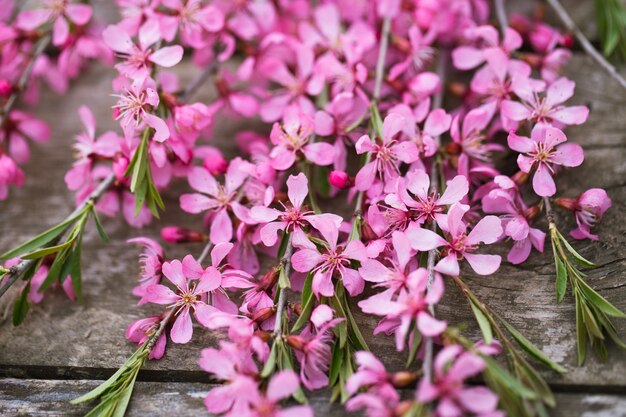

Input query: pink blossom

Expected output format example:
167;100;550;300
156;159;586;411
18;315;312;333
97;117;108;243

452;26;522;70
314;92;369;138
112;81;170;142
159;0;224;48
407;203;503;276
288;305;343;390
291;219;368;297
268;107;335;170
128;237;164;299
126;316;167;359
250;371;313;417
0;154;24;200
389;25;436;80
501;77;589;126
556;189;612;241
360;267;446;351
250;173;342;247
17;0;93;46
103;21;184;82
0;110;50;164
508;124;584;197
355;113;420;191
329;170;352;189
179;159;250;244
417;345;502;417
346;351;398;400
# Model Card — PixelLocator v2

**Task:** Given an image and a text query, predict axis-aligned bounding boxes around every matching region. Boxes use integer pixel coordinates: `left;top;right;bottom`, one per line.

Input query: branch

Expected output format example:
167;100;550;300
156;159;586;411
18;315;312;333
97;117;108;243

273;234;293;337
546;0;626;91
494;0;509;31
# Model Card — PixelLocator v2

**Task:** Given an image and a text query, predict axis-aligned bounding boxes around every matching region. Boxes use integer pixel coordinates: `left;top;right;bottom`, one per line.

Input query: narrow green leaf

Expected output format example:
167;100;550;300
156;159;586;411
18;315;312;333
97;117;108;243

260;340;279;378
575;295;587;366
328;342;343;386
482;355;538;400
406;323;423;367
369;103;383;138
12;283;30;326
91;207;109;242
577;277;626;318
315;165;331;199
291;273;315;333
112;366;140;417
558;234;595;267
581;301;603;339
21;238;75;260
501;320;566;373
70;243;83;303
38;248;71;293
1;213;80;260
555;256;567;303
276;232;289;260
278;266;291;289
469;300;493;344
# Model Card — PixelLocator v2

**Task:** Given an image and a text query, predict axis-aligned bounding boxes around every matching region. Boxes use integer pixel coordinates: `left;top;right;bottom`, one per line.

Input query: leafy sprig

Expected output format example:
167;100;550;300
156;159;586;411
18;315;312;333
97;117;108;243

125;128;165;218
549;223;626;365
594;0;626;61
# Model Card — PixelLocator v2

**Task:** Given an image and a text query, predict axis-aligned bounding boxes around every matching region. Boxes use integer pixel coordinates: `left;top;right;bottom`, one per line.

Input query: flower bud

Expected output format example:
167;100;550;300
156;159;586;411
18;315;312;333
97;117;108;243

286;335;306;351
394;401;414;416
0;80;13;97
203;151;228;175
554;197;577;211
329;170;352;189
448;82;467;97
252;306;277;324
254;330;272;342
259;266;280;290
391;371;418;388
524;205;541;220
160;226;206;243
512;170;529;186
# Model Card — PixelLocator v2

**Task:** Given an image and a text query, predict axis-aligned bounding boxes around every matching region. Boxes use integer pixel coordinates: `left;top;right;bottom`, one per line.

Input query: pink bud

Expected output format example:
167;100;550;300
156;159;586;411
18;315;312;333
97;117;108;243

160;226;206;243
203;151;227;175
0;79;13;97
329;170;351;189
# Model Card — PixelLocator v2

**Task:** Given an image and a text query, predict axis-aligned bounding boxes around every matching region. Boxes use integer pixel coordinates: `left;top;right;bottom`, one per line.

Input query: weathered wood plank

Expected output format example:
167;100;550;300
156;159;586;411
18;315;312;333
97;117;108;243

1;378;625;417
0;53;625;402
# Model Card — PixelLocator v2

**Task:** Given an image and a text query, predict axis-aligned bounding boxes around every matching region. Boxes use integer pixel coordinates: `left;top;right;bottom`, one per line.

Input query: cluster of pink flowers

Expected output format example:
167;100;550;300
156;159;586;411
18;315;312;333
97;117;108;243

0;0;110;200
2;0;616;416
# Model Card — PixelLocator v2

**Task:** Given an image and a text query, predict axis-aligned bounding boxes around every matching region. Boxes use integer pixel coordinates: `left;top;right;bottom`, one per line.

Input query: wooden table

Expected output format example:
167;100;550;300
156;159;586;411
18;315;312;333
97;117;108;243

1;4;625;416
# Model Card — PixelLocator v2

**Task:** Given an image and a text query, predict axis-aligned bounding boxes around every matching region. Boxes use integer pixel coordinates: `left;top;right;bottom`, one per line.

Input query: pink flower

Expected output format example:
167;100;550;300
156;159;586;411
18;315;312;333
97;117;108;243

268;107;335;170
407;203;503;276
250;371;313;417
291;219;368;297
141;248;233;343
360;267;446;351
452;26;522;70
0;110;50;165
17;0;93;46
385;169;469;227
103;21;184;82
0;154;24;200
482;176;545;264
159;0;224;48
508;124;584;197
556;189;612;241
417;345;502;417
355;113;420;191
250;173;342;247
501;77;589;126
346;351;398;400
179;159;251;244
389;25;436;80
128;237;164;298
314;92;369;138
126;316;167;359
287;305;343;390
112;81;170;142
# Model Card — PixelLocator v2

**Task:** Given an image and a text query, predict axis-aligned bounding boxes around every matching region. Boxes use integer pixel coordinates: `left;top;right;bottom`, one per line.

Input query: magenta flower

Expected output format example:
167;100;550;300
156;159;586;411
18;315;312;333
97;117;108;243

508;124;584;197
314;91;369;138
159;0;224;48
482;176;545;264
126;316;167;359
501;77;589;126
355;113;420;191
360;267;446;351
407;203;503;276
179;159;251;244
268;107;335;170
288;305;343;390
250;173;342;247
0;110;50;165
250;371;313;417
103;21;184;82
0;154;24;200
291;219;368;297
112;81;170;142
17;0;92;46
452;26;522;70
128;237;164;299
141;252;227;343
346;351;398;401
385;169;469;227
556;189;612;241
389;25;436;80
417;345;502;417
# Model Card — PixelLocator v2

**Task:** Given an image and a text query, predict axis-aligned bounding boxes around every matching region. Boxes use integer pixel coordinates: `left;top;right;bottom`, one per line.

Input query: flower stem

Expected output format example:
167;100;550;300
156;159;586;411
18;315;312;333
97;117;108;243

0;34;51;130
273;234;293;337
494;0;508;32
373;17;391;101
546;0;626;91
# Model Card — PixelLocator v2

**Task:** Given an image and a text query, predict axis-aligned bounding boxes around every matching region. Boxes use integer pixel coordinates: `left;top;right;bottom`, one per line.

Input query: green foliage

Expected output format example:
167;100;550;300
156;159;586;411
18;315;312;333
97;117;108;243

125;128;164;218
595;0;626;61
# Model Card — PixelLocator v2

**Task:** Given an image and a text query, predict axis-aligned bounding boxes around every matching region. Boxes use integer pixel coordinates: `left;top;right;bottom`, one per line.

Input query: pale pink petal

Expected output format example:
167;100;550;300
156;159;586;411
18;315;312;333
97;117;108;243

342;267;365;296
424;109;452;137
508;238;531;264
354;161;377;191
314;111;334;136
501;100;531;121
417;311;447;336
287;173;308;208
16;9;51;30
170;309;193;343
180;193;218;213
142;284;178;304
210;209;233;244
312;269;334;297
182;254;203;279
211;242;233;266
434;254;460;276
452;46;485;70
143;113;170;142
291;249;324;273
194;303;219;327
552;143;584;167
507;132;534;153
457;386;499;413
438;175;469;205
259;221;288;247
406;227;447;251
267;370;299;401
197;267;222;293
464;253;501;275
545;77;575;107
162;259;188;290
466;216;502;245
392;141;419;163
551;106;589;125
382;112;406;139
65;4;93;25
269;146;296;170
150;45;184;67
532;163;556;197
302;142;335;166
53;16;69;46
102;25;134;53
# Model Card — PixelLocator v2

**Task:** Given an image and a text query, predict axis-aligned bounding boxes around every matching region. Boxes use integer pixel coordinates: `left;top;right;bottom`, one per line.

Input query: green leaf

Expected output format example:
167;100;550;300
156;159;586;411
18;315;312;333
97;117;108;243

276;232;290;260
575;295;587;366
406;323;423;367
555;256;567;303
70;243;83;303
91;207;109;242
261;340;279;378
38;247;72;293
558;234;595;267
501;319;566;373
315;166;331;199
12;282;30;326
291;273;315;333
328;342;343;386
278;265;291;289
369;103;383;138
112;366;140;417
577;277;626;318
21;238;75;260
514;358;556;407
581;301;603;339
469;300;493;344
482;355;538;400
1;212;80;260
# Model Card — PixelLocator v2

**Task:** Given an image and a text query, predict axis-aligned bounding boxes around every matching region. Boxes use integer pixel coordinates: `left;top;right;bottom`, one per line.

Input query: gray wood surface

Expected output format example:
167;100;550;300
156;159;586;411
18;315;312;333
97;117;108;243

0;4;625;413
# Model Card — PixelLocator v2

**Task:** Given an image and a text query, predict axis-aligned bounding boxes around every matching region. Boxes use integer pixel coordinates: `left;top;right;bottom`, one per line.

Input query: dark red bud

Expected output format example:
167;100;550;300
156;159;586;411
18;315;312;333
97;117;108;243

0;80;13;98
286;335;306;351
160;226;206;243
